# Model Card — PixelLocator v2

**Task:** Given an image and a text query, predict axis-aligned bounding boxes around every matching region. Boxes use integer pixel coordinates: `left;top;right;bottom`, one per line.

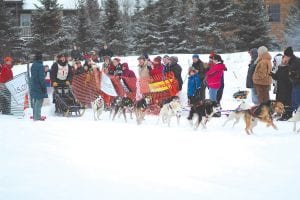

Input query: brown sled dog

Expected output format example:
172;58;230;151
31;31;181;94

243;100;284;134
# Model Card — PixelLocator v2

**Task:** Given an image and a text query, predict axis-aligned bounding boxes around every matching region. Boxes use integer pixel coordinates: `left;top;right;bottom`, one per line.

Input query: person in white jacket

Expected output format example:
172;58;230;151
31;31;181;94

271;53;283;94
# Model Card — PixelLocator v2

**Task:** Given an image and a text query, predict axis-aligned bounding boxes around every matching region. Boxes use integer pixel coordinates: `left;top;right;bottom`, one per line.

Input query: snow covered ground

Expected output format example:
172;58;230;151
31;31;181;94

1;52;300;200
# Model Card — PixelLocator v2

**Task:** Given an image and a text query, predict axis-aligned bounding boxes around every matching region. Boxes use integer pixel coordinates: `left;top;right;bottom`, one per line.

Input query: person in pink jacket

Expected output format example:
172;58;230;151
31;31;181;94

205;54;226;102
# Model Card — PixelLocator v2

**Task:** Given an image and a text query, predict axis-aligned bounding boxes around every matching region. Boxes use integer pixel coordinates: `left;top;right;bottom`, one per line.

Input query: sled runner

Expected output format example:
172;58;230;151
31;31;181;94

53;86;85;117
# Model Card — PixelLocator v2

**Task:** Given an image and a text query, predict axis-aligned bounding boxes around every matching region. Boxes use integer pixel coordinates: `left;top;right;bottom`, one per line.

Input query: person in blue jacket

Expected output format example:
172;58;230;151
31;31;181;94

187;67;201;105
30;52;48;121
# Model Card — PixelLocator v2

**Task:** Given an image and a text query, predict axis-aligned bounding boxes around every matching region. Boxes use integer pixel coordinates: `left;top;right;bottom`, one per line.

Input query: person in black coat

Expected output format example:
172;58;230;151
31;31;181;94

98;44;113;61
167;56;183;91
50;54;73;87
284;47;300;112
246;48;259;105
74;61;84;75
270;59;292;120
70;45;82;61
192;54;206;100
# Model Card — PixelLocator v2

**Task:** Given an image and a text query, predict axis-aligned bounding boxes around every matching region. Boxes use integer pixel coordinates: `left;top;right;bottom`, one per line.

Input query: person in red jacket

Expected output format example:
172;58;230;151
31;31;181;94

205;54;226;102
150;56;163;81
121;63;136;78
121;63;137;93
0;57;13;83
0;57;14;114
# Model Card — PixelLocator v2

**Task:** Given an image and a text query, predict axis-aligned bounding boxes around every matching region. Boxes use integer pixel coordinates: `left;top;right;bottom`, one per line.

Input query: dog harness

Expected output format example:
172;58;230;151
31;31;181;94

249;106;259;117
249;105;274;119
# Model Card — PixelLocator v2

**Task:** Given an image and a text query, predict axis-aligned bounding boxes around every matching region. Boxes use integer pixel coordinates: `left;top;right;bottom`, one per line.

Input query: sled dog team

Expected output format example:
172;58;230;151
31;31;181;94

91;95;300;135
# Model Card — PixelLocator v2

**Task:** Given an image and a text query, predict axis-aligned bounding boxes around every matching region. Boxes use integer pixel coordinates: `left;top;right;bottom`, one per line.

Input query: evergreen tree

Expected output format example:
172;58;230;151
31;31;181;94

75;0;94;52
56;15;78;53
131;0;239;54
189;0;211;53
201;0;237;53
30;0;65;58
86;0;103;49
150;0;169;53
121;0;133;54
284;1;300;50
0;0;21;58
134;0;141;14
235;0;274;51
103;0;127;55
131;10;150;54
133;4;157;54
160;0;182;53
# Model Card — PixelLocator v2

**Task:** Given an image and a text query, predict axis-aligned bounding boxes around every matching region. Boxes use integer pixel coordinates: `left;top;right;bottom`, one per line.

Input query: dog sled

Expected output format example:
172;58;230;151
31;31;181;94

53;86;85;117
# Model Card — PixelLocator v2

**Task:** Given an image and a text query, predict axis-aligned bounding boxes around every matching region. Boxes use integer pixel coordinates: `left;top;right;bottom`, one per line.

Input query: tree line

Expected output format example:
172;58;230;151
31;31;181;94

0;0;299;60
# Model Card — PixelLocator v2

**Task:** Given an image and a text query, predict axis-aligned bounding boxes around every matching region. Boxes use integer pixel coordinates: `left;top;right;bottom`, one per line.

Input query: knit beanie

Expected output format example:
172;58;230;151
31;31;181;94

284;46;294;57
192;54;199;59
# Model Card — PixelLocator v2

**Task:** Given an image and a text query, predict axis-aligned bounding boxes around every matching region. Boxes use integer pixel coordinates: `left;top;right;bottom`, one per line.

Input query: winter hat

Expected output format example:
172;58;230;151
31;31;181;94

113;57;121;62
284;46;294;57
57;54;65;59
170;56;178;63
137;55;146;60
103;55;111;60
121;62;129;69
4;56;13;62
257;46;268;56
163;55;169;59
153;56;162;63
249;48;258;60
212;54;223;63
192;54;199;59
35;52;43;61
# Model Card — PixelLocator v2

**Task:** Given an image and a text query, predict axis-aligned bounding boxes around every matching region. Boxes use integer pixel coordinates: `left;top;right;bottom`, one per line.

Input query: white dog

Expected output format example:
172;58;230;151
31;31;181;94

223;101;251;127
288;107;300;133
91;96;105;121
157;99;182;127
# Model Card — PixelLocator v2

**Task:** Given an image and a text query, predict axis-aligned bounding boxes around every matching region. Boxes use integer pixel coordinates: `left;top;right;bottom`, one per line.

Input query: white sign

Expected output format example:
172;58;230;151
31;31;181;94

100;73;118;96
5;72;28;105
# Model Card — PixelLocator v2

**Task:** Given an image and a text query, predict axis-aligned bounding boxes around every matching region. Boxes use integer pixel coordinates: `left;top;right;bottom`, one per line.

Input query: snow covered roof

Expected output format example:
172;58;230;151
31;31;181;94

22;0;78;10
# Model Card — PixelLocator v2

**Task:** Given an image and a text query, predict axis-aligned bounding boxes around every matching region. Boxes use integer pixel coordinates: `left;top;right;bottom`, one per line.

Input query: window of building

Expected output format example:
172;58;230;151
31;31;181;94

20;14;31;27
268;4;281;22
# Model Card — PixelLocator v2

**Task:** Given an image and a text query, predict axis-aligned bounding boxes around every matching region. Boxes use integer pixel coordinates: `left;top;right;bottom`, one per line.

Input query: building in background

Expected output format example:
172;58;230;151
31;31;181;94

3;0;298;45
4;0;77;39
265;0;296;44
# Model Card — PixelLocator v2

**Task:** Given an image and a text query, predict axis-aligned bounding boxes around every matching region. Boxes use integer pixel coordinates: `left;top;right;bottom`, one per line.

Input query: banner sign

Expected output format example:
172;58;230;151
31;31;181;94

5;72;28;105
100;73;118;96
149;79;173;93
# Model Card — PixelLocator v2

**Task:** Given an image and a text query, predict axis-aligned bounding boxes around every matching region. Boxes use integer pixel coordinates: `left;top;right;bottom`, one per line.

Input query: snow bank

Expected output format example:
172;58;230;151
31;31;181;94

1;52;300;200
